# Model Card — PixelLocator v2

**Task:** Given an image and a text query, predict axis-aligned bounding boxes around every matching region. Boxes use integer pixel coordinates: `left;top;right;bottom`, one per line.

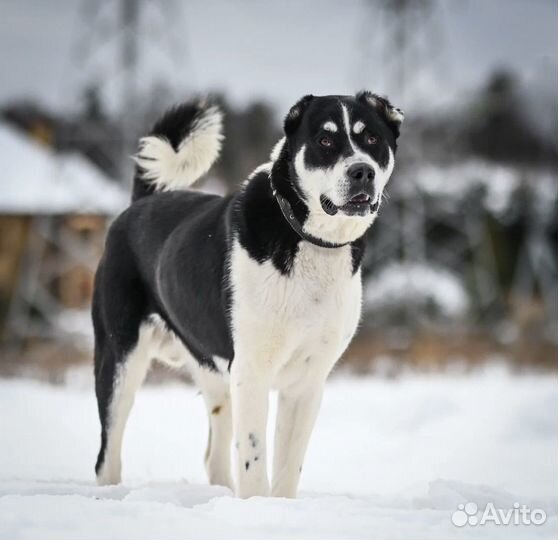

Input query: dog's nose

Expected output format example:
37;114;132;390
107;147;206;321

347;163;375;183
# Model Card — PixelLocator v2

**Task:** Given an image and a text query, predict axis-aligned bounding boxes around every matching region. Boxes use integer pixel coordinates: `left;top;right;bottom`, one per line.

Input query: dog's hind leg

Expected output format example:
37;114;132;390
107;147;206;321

96;338;151;485
95;326;152;485
93;257;152;486
195;368;233;489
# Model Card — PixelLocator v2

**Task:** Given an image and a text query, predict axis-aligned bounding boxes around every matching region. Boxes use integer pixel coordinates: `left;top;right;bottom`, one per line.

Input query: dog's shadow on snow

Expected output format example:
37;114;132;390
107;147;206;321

0;479;232;507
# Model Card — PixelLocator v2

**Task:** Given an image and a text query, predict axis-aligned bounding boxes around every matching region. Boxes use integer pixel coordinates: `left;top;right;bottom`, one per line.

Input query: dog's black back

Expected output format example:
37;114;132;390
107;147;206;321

93;190;234;374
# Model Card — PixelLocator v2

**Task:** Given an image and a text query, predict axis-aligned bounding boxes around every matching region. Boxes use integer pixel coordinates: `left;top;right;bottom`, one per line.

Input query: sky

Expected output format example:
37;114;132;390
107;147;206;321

0;0;556;116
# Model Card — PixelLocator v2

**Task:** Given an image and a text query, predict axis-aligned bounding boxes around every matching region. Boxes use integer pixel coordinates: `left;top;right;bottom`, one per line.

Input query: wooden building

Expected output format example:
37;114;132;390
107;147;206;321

0;124;127;348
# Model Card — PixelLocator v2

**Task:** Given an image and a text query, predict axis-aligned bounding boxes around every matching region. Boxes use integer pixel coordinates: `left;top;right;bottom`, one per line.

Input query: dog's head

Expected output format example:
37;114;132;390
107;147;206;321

274;92;403;244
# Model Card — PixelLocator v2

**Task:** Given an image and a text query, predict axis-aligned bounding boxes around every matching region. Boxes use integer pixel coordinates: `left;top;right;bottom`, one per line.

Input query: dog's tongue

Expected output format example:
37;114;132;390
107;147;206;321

350;194;369;203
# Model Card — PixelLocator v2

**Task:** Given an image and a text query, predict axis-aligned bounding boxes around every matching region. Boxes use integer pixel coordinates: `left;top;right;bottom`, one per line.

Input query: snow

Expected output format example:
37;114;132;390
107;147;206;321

0;125;127;215
412;160;558;215
53;309;94;343
364;262;469;318
0;368;556;539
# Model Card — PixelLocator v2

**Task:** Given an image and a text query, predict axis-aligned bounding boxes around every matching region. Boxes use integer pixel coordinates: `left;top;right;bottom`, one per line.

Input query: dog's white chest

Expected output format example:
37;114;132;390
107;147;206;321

230;240;362;387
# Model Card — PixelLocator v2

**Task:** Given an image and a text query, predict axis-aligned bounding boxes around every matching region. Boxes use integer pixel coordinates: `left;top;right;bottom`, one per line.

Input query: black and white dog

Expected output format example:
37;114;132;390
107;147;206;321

93;92;403;498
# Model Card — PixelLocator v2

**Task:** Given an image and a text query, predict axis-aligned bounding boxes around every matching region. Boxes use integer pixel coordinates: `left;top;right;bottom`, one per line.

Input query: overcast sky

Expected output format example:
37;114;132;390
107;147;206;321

0;0;556;115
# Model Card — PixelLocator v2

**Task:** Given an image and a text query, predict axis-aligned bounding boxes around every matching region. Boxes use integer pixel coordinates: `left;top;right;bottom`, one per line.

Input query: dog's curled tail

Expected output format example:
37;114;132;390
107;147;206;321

132;100;224;201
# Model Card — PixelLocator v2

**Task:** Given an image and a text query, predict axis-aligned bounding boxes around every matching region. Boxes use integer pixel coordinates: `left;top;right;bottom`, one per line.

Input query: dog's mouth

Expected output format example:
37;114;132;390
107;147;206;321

320;194;379;217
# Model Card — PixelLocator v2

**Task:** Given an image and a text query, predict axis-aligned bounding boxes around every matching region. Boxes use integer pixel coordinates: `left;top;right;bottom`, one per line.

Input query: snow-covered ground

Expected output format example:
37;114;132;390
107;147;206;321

0;367;556;539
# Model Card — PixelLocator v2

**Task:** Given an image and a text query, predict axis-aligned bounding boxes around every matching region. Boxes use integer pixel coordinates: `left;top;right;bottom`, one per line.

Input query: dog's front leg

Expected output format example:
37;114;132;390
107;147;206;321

230;358;271;498
271;381;324;498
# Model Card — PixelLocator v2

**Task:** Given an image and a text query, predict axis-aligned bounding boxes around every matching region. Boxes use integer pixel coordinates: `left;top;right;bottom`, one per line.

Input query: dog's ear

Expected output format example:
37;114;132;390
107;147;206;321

356;91;404;139
284;94;314;136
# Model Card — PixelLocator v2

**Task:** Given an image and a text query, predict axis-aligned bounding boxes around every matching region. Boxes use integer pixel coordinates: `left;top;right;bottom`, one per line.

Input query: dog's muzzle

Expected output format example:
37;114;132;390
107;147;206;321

320;163;379;217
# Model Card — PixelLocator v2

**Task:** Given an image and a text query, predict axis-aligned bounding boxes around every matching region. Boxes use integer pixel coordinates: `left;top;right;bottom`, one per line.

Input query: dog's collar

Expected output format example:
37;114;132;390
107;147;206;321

271;186;350;249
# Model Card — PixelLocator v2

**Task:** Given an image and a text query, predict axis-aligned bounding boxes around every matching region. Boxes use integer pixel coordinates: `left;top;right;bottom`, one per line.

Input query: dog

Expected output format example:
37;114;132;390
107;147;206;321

92;92;403;498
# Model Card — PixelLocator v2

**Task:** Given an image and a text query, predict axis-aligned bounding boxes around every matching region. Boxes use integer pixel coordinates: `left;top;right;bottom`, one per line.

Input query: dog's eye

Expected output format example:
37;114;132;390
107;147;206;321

319;136;333;148
365;134;377;145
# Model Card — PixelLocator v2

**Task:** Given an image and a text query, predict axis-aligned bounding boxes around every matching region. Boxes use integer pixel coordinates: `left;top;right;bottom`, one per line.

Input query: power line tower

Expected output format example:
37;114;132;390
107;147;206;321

372;0;446;104
368;0;446;259
361;0;443;275
74;0;185;180
361;0;504;326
